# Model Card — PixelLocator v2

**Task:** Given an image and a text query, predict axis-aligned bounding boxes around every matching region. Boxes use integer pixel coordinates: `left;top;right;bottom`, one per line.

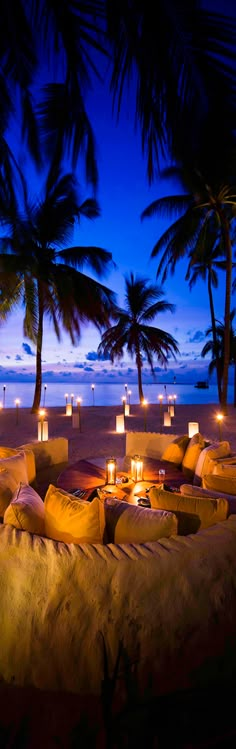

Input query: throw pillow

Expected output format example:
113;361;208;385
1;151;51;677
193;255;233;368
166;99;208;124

161;435;190;466
180;482;236;513
0;451;28;485
4;483;45;535
149;486;229;535
203;473;236;496
212;462;236;478
103;496;178;544
181;433;205;480
0;469;18;517
193;441;231;486
0;446;36;484
44;484;105;544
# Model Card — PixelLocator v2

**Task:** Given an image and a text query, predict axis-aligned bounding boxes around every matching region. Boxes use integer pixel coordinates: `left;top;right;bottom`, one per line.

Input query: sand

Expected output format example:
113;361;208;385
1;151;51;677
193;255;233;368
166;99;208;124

0;402;236;463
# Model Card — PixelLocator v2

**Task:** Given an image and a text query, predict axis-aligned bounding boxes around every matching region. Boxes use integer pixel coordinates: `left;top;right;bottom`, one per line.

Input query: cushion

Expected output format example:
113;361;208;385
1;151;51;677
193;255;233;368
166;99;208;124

193;441;231;486
161;435;190;466
212;462;236;478
149;486;229;535
203;473;236;496
0;469;19;517
181;433;205;480
0;451;28;485
44;484;105;545
103;496;178;544
0;446;36;484
4;483;45;535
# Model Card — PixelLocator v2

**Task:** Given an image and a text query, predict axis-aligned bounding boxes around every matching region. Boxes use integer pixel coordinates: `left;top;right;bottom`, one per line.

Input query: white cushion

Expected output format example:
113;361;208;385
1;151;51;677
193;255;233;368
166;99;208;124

193;441;231;486
104;496;178;544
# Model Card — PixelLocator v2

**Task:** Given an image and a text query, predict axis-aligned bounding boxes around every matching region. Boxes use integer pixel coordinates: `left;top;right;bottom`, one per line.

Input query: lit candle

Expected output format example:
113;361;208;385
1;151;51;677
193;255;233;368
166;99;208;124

216;413;224;441
15;398;20;425
105;457;117;485
131;455;144;482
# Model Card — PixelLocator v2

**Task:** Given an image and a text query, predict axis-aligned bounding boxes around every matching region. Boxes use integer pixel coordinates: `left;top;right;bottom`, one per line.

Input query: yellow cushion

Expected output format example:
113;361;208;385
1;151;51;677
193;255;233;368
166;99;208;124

212;462;236;478
0;446;36;484
0;469;18;517
103;496;178;544
181;433;205;480
0;451;28;485
4;483;45;535
44;484;105;545
149;486;229;535
193;441;231;485
203;473;236;496
161;435;189;465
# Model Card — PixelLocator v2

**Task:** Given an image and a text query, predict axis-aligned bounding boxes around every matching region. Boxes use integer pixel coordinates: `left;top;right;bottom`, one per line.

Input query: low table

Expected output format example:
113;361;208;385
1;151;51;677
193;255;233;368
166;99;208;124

57;458;176;504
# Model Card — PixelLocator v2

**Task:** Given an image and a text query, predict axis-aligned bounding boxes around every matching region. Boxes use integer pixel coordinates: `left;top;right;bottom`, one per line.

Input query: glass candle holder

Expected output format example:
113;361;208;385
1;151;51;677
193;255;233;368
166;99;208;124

105;457;117;485
131;455;144;482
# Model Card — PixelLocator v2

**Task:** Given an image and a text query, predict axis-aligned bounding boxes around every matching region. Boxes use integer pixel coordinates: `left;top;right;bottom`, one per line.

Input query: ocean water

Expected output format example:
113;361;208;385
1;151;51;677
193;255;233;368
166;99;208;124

0;381;233;409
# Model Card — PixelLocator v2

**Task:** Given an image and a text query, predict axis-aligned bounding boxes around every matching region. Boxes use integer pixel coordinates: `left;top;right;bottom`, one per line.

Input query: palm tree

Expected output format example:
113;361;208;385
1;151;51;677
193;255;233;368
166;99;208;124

185;233;226;404
106;2;236;181
0;166;116;412
97;272;179;402
141;167;236;411
202;312;236;407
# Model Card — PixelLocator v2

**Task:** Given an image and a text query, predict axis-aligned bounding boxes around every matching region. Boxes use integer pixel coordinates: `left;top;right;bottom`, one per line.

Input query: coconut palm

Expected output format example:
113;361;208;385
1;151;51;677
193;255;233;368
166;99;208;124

202;312;236;407
0;165;116;412
97;272;179;402
185;233;227;404
141;164;236;411
106;1;236;180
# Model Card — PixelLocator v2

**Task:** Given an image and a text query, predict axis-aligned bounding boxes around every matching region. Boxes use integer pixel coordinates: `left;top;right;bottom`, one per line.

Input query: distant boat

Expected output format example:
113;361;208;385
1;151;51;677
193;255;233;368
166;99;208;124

194;380;209;389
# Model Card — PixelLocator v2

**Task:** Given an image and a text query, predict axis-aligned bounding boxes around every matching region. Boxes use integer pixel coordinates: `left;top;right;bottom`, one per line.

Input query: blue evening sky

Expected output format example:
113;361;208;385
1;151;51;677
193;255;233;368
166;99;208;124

0;4;234;386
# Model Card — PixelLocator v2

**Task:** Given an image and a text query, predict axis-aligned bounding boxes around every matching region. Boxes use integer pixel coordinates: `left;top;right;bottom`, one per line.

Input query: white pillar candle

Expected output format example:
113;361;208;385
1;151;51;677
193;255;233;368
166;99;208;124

116;414;125;433
38;420;48;441
66;403;72;416
188;422;199;438
164;412;171;426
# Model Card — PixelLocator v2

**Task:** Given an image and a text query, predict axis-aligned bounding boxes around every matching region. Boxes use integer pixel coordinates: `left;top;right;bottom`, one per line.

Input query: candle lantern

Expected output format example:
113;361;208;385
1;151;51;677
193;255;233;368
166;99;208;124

188;421;199;438
105;457;117;485
125;403;130;416
131;455;144;483
66;403;72;416
122;396;126;414
169;405;175;417
38;409;48;441
164;412;171;427
116;414;125;433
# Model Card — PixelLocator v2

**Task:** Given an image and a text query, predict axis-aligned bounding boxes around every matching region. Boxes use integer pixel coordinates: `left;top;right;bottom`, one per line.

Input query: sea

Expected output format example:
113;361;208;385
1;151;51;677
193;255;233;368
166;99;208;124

0;381;233;409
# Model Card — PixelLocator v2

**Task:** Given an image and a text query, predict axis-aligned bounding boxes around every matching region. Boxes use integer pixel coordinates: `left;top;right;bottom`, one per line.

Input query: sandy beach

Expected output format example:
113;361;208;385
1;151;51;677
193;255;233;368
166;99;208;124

1;402;236;463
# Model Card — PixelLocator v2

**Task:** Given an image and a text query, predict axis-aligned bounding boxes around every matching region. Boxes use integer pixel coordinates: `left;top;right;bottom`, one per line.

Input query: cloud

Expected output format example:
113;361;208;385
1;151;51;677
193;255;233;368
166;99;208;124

187;331;205;344
22;342;35;356
74;363;85;369
84;366;94;372
6;355;11;360
87;350;110;362
15;355;22;361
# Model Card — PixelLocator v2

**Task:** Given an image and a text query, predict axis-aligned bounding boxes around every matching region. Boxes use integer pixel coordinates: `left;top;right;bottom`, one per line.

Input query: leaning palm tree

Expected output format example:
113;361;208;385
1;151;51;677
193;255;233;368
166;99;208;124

201;312;236;408
97;272;179;402
0;165;116;412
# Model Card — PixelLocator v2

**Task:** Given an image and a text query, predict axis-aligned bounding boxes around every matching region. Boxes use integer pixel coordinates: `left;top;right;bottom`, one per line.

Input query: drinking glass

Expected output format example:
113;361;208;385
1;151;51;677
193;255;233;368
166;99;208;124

158;469;166;483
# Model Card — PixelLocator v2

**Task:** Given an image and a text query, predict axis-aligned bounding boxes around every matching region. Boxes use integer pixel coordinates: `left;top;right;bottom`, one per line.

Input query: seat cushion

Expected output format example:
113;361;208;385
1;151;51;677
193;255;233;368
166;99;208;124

149;486;229;535
0;451;28;485
0;469;19;518
203;473;236;497
44;484;105;545
0;446;36;484
193;441;231;486
161;435;190;466
4;483;45;536
103;496;178;544
181;433;205;480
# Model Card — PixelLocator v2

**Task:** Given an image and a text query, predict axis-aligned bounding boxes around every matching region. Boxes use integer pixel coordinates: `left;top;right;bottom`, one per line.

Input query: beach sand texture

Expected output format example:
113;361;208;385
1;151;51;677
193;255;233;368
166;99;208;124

0;403;236;464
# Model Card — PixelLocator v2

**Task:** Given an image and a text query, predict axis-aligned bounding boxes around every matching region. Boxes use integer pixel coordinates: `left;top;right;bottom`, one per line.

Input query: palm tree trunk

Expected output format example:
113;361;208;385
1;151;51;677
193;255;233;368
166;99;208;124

31;283;44;413
136;350;144;403
208;270;222;404
220;216;232;413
